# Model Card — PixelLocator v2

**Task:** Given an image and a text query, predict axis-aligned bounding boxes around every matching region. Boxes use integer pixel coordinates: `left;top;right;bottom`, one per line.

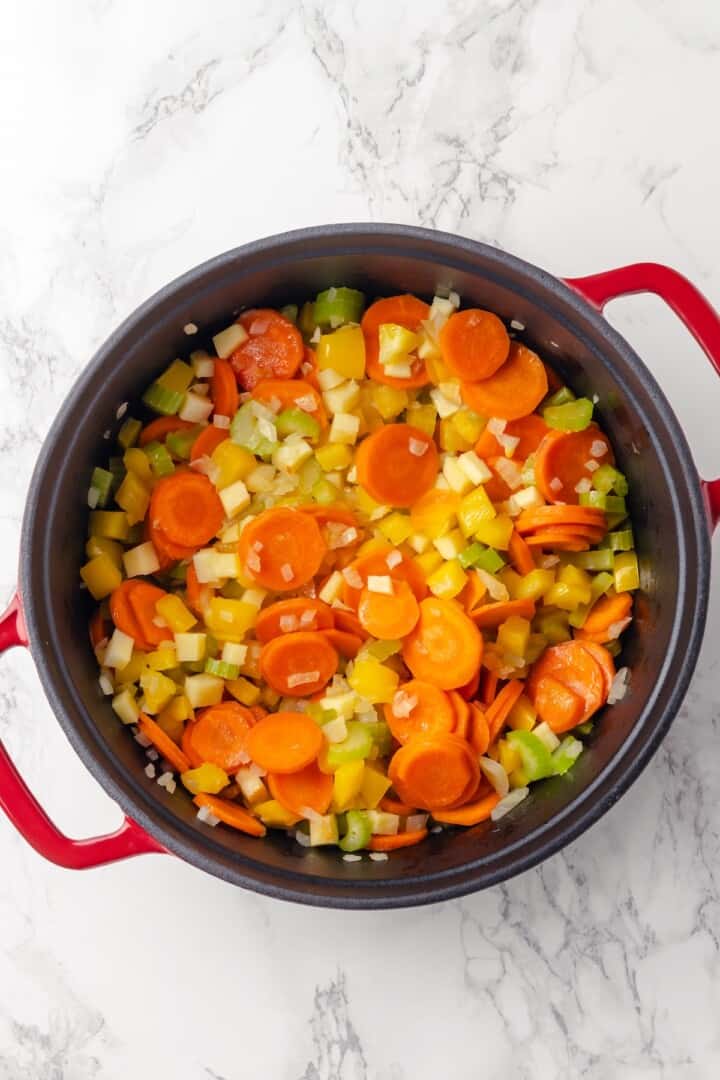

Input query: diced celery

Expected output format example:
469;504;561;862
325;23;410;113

314;287;365;328
142;382;185;416
568;549;615;572
576;721;594;736
143;441;175;477
590;571;615;601
551;736;583;776
107;456;125;493
592;464;628;496
604;528;634;552
311;478;339;505
158;359;194;394
166;426;201;460
579;491;627;516
88;467;113;508
275;408;320;441
506;730;555;781
280;303;298;324
326;722;374;769
204;657;240;680
117;417;142;449
458;543;505;573
543;398;594;432
543;386;576;408
338;809;372;852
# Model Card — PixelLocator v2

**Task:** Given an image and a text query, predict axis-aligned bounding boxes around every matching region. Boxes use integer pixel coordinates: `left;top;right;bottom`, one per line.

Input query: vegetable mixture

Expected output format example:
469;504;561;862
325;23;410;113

82;286;638;858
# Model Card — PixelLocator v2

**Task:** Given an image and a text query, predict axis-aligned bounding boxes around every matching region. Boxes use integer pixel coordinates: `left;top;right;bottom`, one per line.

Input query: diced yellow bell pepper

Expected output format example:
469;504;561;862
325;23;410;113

254;800;301;828
458;486;496;536
614;552;640;592
497;616;531;658
410;490;459;539
80;554;122;600
315;443;354;471
155;594;196;634
425;351;452;384
544;582;591;612
348;658;399;704
211;441;256;490
513;568;556;602
146;644;177;671
509;767;530;789
507;694;537;731
154;701;186;745
260;686;281;708
116;650;148;686
158;358;194;394
115;471;150;526
85;536;124;569
360;764;392;808
427;559;468;599
433;528;466;560
452;408;486;445
205;598;257;643
225;676;261;707
498;739;521;775
525;633;548;664
413;549;444;579
89;511;130;541
370;384;409;420
160;693;192;724
317;325;366;379
474;514;514;550
439;416;472;453
332;759;365;811
378;324;418;367
534;610;571;644
140;668;177;714
558;564;593;598
353;487;389;521
181;763;229;795
378;512;413;546
123;447;154;487
405;402;437;437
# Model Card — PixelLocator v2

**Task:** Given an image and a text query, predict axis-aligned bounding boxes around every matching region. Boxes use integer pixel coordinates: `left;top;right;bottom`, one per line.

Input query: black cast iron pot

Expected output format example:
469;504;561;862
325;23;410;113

1;225;718;908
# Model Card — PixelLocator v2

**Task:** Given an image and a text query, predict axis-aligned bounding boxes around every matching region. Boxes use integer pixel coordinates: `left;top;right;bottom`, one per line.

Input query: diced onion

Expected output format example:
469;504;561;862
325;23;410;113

144;763;156;779
299;608;317;627
280;562;294;583
479;756;509;797
196;805;220;826
590;440;607;458
367;575;393;594
391;690;417;718
295;394;316;412
279;614;299;633
491;787;529;821
608;667;630;704
342;567;364;590
574;478;592;494
408;438;429;457
286;670;320;688
475;568;509;601
607;617;632;640
494;457;523;491
87;487;99;509
368;851;388;861
406;813;428;832
549;477;563;492
385;550;402;569
584;459;599;472
487;418;507;437
342;853;363;862
213;414;231;429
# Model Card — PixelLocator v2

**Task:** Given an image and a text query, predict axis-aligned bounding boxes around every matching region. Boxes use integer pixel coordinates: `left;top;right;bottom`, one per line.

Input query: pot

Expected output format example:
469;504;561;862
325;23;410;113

1;225;718;908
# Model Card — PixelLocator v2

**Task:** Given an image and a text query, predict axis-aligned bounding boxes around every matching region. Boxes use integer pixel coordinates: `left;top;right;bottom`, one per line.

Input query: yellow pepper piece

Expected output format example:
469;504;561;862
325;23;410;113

348;658;399;704
254;800;301;828
506;694;537;731
405;402;437;437
155;594;196;633
115;471;150;526
360;764;392;809
439;416;472;453
497;615;531;659
378;512;413;546
332;759;366;811
158;358;194;394
139;669;176;714
260;686;281;708
614;552;640;592
513;568;556;602
558;564;593;597
353;487;388;520
457;486;496;537
116;651;148;687
315;443;354;471
474;514;514;550
498;739;521;775
211;441;256;490
181;763;229;795
534;610;572;644
155;701;186;745
145;644;177;671
544;582;591;611
89;511;130;541
451;408;486;445
426;559;468;599
80;554;122;600
85;536;124;570
413;549;444;579
425;351;452;384
225;676;261;707
377;324;418;367
369;384;409;420
317;325;366;379
123;447;154;487
410;490;459;540
204;598;257;643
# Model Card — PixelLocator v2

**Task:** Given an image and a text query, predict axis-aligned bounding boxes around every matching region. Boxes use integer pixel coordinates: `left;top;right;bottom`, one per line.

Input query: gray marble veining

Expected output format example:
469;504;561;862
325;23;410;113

0;1;719;1076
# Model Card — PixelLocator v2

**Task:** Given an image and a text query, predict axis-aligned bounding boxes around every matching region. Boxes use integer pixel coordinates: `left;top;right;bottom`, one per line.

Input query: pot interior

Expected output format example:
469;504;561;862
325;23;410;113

21;227;709;906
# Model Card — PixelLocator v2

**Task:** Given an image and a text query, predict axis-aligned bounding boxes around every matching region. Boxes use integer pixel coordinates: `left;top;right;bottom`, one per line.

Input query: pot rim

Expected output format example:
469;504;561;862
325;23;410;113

18;223;712;907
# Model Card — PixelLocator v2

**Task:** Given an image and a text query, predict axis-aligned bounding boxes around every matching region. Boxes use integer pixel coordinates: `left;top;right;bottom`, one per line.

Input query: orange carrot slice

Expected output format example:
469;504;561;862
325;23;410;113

357;580;420;640
449;690;471;739
259;631;338;697
230;308;304;390
532;676;585;733
575;593;632;641
379;796;418;816
368;829;428;851
185;702;255;773
362;295;431;388
474;413;549;462
402;598;483;690
457;667;480;702
185;562;215;618
515;505;606;534
389;733;480;811
110;580;152;650
340;545;427;609
251;378;327;430
439;308;510;381
139;416;196;447
383;679;456;744
527;641;607;727
193;793;266;836
245;711;324;773
127;581;174;648
576;641;616;697
535;424;614;504
238;508;326;591
432;792;500;826
470;598;536;629
318;628;363;659
332;609;369;639
355;424;439;508
138;713;191;774
210;356;239;419
149;472;224;548
486;679;525;743
481;670;498;707
268;762;333;816
190;425;228;462
255;598;334;643
469;703;490;755
507;530;536;576
460;343;548;420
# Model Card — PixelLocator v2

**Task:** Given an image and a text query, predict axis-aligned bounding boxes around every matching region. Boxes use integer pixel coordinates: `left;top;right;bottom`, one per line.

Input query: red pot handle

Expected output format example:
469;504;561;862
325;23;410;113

0;593;165;868
565;262;720;531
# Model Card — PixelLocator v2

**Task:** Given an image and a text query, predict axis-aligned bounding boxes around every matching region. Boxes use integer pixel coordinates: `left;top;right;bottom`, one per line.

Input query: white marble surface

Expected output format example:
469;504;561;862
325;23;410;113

1;1;719;1076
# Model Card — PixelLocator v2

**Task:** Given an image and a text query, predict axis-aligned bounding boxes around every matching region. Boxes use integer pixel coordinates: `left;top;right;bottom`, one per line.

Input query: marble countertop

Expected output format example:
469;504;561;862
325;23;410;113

1;1;719;1076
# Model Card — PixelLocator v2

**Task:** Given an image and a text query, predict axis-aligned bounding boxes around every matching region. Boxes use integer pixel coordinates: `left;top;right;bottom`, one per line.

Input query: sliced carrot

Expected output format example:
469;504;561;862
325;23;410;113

516;505;606;534
469;703;490;755
193;793;266;837
535;424;615;504
185;562;215;617
402;598;483;690
245;711;324;773
230;308;304;391
461;570;487;614
318;628;363;659
127;581;173;648
110;580;150;649
259;631;338;697
486;679;525;743
409;489;460;536
182;722;202;768
210;356;239;419
89;607;109;649
577;641;616;697
528;640;607;726
268;762;333;816
389;733;480;811
255;598;334;643
355;424;439;508
507;530;536;576
250;705;268;723
524;530;601;551
432;792;500;826
252;379;327;430
149;472;224;548
301;504;357;528
470;598;536;629
380;796;418;816
300;345;321;390
383;679;456;744
361;295;431;389
357;580;420;640
146;513;196;567
139;416;196;447
340;545;427;609
532;676;585;733
449;691;471;739
576;593;632;640
461;343;548;421
238;508;326;591
457;667;480;702
138;713;191;774
368;829;428;851
480;670;498;707
439;308;510;381
332;609;369;639
474;413;549;462
190;425;228;462
185;702;255;773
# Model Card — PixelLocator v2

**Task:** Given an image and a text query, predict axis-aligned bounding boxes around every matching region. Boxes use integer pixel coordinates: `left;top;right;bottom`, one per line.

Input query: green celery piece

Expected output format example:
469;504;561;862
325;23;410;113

204;657;240;680
543;386;576;408
368;721;392;758
552;736;583;776
117;417;142;449
280;304;299;325
461;545;505;574
604;495;627;515
230;403;277;459
298;302;317;341
506;730;555;781
89;467;113;508
576;721;594;736
143;440;175;477
543;397;594;432
314;287;365;328
458;542;484;570
592;463;628;496
339;810;372;852
590;571;615;601
306;702;338;726
607;528;634;552
275;408;320;441
326;722;374;768
166;425;201;460
142;382;185;416
107;456;125;493
578;490;607;510
568;604;590;629
605;512;628;531
568;549;615;572
168;562;188;582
